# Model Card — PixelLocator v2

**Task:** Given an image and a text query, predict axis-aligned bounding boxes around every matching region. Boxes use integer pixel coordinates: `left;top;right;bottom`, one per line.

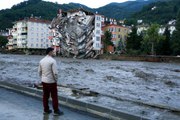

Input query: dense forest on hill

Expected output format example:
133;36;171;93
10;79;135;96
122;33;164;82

0;0;159;30
133;0;180;24
0;0;179;30
0;0;93;30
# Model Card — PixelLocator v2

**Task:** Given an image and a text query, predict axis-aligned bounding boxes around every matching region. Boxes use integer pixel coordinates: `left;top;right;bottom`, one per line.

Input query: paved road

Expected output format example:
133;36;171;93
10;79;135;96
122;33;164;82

0;87;101;120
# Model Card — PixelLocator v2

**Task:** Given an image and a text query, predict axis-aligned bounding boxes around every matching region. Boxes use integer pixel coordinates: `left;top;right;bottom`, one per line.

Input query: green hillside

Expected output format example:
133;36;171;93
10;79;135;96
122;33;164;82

0;0;158;30
96;0;154;20
133;0;180;24
0;0;93;30
0;0;177;30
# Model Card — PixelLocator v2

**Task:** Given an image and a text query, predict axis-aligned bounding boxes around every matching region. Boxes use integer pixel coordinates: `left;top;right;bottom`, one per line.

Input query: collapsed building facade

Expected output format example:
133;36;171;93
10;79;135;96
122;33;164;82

49;8;102;58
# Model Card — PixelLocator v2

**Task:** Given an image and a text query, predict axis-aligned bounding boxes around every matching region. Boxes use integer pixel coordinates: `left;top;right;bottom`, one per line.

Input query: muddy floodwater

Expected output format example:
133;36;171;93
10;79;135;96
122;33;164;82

0;54;180;120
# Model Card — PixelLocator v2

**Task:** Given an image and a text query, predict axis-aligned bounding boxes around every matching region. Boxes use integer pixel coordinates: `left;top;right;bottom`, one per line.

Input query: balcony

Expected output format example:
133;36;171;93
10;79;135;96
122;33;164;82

19;35;27;39
13;41;17;45
7;42;13;46
21;40;27;45
13;25;17;29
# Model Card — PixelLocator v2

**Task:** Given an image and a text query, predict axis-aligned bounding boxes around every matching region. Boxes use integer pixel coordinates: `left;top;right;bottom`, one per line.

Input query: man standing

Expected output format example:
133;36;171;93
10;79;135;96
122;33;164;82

38;47;63;116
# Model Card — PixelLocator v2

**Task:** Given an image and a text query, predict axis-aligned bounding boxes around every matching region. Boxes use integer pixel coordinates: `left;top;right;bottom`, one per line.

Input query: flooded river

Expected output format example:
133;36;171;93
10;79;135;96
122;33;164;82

0;54;180;119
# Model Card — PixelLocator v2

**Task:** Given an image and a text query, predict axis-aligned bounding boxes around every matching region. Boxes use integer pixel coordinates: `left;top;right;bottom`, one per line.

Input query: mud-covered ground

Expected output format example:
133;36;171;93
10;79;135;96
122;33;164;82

0;54;180;120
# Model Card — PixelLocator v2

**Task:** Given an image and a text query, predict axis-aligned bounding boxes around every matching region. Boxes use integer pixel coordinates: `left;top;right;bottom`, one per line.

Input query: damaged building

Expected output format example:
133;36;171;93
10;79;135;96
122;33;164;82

49;8;103;58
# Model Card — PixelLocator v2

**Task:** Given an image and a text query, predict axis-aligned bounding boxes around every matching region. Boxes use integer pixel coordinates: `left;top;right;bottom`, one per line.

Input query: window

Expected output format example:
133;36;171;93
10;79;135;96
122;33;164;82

118;28;121;32
112;34;116;38
21;33;27;35
96;16;101;21
96;36;100;41
96;23;100;27
109;28;114;32
96;43;100;47
96;30;100;34
118;35;121;38
124;36;127;40
113;28;116;32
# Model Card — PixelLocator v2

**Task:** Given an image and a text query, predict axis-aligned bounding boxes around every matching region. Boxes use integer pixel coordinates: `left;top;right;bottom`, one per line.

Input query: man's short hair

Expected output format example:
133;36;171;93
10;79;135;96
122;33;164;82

46;47;54;54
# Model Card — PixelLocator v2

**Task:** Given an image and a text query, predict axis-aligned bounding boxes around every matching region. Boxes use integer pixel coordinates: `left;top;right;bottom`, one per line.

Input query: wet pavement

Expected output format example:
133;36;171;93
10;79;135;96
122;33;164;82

0;87;101;120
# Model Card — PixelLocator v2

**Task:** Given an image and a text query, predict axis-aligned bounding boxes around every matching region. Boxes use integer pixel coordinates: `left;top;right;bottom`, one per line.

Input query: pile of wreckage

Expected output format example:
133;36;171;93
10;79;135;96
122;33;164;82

49;9;101;58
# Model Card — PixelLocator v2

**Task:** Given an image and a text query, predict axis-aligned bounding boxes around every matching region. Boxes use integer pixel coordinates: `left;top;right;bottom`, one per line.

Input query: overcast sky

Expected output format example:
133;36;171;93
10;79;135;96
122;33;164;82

0;0;130;10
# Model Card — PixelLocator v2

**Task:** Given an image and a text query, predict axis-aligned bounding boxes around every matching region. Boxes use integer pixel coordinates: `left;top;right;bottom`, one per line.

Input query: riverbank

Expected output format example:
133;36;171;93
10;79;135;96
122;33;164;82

1;49;180;63
99;54;180;63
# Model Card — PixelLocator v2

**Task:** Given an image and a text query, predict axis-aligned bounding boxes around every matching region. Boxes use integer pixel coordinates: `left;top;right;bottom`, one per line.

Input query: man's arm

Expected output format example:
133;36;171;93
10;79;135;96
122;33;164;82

52;60;58;81
38;63;42;77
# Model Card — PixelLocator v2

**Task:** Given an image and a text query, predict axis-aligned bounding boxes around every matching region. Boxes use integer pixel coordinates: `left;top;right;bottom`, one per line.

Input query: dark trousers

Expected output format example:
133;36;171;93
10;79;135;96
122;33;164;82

42;82;59;112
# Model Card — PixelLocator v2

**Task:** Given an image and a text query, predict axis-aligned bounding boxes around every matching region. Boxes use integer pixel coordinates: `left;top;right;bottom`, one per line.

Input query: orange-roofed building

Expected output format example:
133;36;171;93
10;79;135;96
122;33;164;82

102;24;130;50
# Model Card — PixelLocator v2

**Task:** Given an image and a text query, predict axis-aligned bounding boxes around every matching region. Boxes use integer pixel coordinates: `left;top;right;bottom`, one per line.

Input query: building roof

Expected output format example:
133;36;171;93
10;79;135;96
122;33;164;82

102;24;128;30
67;8;94;15
28;18;51;24
14;17;51;24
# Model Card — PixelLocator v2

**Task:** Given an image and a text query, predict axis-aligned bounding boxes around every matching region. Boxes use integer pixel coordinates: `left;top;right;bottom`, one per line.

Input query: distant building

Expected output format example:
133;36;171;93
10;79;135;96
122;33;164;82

102;24;130;52
7;17;51;50
168;20;176;34
159;20;176;35
137;24;149;35
151;6;157;11
0;30;8;37
119;20;125;24
137;20;143;24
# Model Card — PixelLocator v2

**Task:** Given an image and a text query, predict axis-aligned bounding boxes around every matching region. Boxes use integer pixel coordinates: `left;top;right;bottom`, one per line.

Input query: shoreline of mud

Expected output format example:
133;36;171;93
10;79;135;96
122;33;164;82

98;54;180;63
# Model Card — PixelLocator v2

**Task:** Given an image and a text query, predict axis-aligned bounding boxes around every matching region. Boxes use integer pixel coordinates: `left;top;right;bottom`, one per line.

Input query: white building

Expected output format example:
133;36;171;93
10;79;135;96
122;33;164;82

159;20;176;35
137;24;149;35
7;17;51;49
93;14;102;50
0;30;8;36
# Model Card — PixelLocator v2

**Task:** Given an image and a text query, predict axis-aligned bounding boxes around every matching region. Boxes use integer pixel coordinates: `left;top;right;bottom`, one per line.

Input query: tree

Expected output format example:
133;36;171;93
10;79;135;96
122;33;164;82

116;39;126;53
141;24;165;55
162;27;171;55
0;36;8;48
127;26;142;50
171;10;180;55
102;31;113;53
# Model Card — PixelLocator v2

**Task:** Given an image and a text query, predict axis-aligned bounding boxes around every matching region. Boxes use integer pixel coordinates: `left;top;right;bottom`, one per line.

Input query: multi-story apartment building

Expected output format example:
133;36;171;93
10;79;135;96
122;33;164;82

102;24;130;48
7;17;51;49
